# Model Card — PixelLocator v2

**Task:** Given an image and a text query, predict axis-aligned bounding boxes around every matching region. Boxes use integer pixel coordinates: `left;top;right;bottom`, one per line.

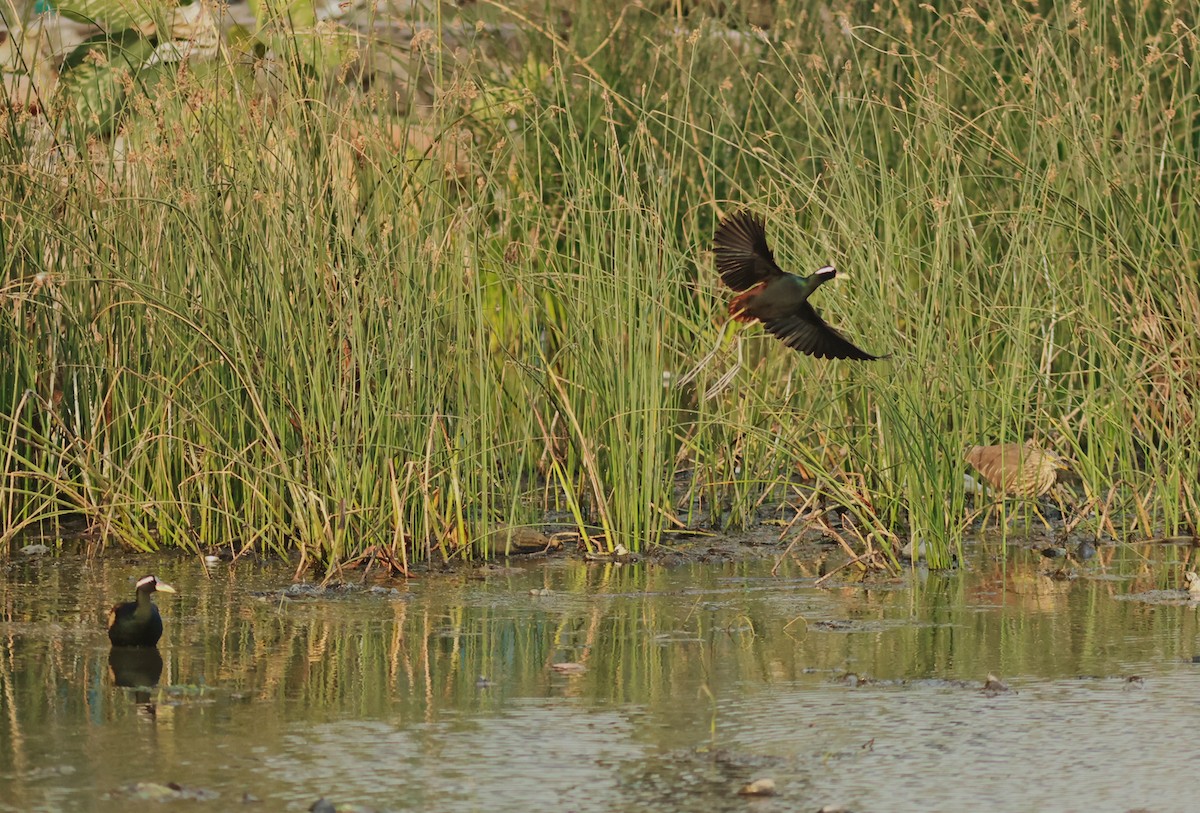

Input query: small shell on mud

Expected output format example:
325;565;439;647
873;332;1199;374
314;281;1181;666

584;543;633;562
1185;571;1200;596
738;778;777;797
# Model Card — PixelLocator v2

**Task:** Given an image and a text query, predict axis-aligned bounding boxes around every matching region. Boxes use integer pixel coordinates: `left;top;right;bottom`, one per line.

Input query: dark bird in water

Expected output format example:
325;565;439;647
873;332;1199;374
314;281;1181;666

108;575;177;648
713;210;882;360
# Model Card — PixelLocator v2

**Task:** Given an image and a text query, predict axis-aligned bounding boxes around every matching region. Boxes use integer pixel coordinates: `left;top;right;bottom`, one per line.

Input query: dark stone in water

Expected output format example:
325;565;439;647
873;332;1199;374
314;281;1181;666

367;586;403;597
1039;502;1064;522
285;584;323;598
982;674;1011;694
309;800;382;813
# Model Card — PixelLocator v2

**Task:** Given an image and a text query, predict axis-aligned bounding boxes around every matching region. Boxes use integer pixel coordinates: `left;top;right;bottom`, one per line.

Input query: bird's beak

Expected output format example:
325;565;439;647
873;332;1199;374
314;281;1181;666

155;582;177;594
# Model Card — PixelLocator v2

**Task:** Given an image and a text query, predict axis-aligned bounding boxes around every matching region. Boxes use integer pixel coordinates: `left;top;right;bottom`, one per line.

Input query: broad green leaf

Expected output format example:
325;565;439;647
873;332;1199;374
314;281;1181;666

57;28;168;136
52;0;177;36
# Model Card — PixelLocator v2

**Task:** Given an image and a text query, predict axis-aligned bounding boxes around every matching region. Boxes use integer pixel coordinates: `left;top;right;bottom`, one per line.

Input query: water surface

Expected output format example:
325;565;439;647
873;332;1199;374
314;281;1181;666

2;542;1198;812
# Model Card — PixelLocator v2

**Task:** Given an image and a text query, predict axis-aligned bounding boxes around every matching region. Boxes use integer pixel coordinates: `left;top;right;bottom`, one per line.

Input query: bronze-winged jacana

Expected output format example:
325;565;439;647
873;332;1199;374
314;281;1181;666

713;210;882;360
108;575;176;648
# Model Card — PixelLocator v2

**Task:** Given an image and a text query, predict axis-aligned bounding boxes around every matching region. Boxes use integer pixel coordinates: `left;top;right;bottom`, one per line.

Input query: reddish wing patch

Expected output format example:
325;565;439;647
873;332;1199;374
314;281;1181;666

728;281;768;322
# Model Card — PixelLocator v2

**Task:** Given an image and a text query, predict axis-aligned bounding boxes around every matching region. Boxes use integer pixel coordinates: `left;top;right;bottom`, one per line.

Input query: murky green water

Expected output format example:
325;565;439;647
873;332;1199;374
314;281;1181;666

3;542;1200;812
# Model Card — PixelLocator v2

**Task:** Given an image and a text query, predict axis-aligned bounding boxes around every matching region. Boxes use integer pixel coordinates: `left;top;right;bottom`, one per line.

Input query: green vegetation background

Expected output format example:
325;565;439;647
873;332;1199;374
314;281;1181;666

2;1;1197;567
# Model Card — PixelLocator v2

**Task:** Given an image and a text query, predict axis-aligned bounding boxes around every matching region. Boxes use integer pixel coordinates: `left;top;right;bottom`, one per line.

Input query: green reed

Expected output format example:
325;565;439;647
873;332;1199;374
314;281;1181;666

2;1;1197;566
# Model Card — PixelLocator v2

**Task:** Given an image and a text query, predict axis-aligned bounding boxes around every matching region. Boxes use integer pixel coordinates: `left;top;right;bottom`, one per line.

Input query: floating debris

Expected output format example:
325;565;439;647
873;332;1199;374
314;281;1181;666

584;543;633;563
113;782;219;802
813;619;858;632
471;564;523;579
981;674;1011;695
550;662;586;674
737;777;777;797
1185;572;1200;597
252;583;405;601
309;799;383;813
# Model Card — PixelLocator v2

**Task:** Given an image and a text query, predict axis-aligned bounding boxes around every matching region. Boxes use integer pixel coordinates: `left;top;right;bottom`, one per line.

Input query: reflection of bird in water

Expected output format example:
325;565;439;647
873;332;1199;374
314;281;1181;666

108;575;176;647
108;647;164;688
109;647;164;713
712;210;883;360
964;441;1067;499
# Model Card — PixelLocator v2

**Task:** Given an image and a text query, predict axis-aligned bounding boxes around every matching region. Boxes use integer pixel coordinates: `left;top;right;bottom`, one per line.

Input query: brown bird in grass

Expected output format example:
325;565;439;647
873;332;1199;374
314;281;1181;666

964;441;1067;499
712;210;882;360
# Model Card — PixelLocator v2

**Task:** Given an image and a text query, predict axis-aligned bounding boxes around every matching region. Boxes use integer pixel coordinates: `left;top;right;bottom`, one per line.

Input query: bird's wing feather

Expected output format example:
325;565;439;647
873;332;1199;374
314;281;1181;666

760;304;879;360
713;210;786;291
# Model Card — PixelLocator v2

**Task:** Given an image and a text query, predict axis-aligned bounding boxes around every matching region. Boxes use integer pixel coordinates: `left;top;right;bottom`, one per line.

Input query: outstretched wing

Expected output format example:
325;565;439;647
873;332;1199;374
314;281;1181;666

760;303;880;360
713;210;786;291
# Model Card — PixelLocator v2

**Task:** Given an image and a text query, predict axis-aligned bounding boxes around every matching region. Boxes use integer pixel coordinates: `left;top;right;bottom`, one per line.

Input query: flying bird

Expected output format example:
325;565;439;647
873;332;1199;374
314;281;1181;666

713;210;882;360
